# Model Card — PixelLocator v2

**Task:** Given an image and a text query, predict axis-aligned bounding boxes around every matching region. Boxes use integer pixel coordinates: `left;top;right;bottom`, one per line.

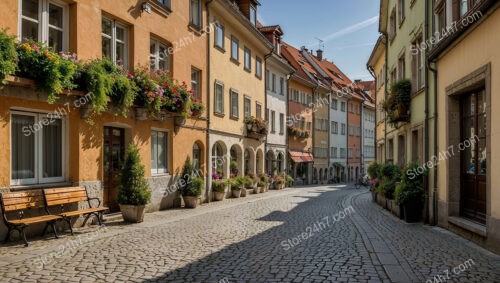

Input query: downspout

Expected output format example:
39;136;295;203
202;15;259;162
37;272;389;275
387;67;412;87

286;71;295;177
368;66;378;164
312;84;319;185
423;0;430;224
264;48;275;175
428;0;439;226
205;0;213;203
381;32;389;163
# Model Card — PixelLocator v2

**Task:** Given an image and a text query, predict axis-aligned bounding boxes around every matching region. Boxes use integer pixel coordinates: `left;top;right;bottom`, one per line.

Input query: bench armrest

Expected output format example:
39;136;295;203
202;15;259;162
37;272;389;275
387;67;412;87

88;197;102;208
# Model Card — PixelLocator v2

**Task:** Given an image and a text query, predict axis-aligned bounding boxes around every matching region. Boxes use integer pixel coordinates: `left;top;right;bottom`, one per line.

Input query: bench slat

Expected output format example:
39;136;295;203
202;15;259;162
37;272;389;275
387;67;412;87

1;191;43;199
45;191;88;201
46;197;90;206
2;196;45;206
9;215;62;225
4;201;46;212
44;187;85;194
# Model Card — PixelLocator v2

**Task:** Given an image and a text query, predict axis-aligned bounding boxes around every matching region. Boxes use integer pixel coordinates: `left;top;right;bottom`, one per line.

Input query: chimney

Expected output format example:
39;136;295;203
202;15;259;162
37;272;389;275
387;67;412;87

316;49;323;61
355;79;362;83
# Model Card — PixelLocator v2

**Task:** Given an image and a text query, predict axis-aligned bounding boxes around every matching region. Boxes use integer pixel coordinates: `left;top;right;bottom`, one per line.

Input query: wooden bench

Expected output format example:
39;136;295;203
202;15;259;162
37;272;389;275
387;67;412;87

44;187;108;235
1;191;62;246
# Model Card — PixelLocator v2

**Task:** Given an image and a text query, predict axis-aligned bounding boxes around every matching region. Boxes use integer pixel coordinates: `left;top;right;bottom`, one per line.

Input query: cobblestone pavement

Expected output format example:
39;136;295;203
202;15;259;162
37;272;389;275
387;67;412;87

0;185;499;283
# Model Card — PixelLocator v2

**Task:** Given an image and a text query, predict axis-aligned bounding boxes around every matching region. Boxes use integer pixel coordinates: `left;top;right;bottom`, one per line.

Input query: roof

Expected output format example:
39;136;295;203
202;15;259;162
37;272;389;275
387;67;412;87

280;42;318;87
367;35;386;69
317;59;366;101
257;25;283;35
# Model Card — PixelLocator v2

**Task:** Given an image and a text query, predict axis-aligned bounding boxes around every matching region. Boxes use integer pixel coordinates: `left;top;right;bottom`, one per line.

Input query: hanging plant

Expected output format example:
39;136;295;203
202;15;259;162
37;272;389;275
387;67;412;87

132;68;165;116
16;40;77;103
0;30;17;84
189;99;205;118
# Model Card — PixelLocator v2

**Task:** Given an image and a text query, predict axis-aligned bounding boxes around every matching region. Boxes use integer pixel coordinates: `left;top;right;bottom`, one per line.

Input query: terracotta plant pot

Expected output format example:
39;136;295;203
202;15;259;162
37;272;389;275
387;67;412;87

183;196;199;208
213;191;225;201
241;187;247;197
232;189;242;198
119;204;146;223
253;187;260;194
258;187;265;193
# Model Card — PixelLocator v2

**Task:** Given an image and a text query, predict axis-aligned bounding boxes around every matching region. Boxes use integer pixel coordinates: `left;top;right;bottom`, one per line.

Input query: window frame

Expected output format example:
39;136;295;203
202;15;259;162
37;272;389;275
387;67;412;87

214;81;224;115
214;20;225;50
255;57;262;79
189;0;202;28
244;47;251;72
10;110;67;186
102;17;129;68
150;38;171;71
231;35;239;62
230;89;239;119
19;0;70;52
244;96;251;118
191;67;201;100
151;129;169;175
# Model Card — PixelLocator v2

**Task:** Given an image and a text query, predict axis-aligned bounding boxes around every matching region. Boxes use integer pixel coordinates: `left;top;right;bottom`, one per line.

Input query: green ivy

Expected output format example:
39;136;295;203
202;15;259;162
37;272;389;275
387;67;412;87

0;30;17;83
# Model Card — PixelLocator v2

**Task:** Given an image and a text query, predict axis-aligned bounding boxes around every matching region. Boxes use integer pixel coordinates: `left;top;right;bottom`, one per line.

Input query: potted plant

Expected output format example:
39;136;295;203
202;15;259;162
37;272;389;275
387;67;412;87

118;144;152;223
395;164;426;223
285;175;294;188
189;99;205;118
367;161;381;202
212;179;227;201
228;176;245;198
274;175;285;190
258;173;269;193
179;157;203;209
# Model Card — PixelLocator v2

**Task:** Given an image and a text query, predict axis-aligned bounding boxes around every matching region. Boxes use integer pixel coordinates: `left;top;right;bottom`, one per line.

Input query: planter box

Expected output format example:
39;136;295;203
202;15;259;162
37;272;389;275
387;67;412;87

135;108;149;121
231;189;241;198
246;131;266;141
119;204;146;223
391;202;404;219
241;187;247;197
213;191;225;201
376;193;386;208
182;196;199;208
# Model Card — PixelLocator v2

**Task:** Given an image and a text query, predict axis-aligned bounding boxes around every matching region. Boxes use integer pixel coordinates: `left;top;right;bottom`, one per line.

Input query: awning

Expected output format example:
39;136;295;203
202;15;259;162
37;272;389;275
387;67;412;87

289;151;314;163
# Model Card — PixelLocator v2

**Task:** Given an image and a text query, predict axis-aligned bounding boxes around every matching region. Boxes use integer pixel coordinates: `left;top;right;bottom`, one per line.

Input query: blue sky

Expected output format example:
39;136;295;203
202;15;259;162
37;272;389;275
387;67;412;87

258;0;380;81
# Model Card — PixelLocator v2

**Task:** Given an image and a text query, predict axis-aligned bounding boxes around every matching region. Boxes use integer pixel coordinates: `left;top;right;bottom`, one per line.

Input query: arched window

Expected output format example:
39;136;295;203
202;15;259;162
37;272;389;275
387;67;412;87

277;153;284;173
244;149;250;174
193;143;201;171
212;143;224;176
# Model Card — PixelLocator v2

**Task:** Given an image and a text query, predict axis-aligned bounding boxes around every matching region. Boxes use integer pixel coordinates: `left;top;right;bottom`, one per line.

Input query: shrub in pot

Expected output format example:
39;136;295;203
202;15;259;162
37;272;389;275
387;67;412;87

179;157;203;209
118;144;152;223
212;179;227;201
285;175;294;188
395;164;426;223
228;176;245;198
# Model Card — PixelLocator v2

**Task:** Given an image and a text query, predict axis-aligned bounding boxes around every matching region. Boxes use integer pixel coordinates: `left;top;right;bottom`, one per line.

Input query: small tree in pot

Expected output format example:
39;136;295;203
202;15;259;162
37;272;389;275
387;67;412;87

179;157;204;208
395;164;426;223
212;179;227;201
228;176;245;198
118;145;152;223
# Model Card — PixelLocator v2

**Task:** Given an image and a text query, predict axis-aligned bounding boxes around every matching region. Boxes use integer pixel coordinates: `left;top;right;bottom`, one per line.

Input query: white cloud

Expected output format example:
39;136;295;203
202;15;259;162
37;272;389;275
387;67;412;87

335;42;376;50
308;15;379;47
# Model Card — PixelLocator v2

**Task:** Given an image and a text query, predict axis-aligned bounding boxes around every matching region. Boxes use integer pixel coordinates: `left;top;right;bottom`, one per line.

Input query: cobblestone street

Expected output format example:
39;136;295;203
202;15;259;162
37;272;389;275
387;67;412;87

0;185;499;283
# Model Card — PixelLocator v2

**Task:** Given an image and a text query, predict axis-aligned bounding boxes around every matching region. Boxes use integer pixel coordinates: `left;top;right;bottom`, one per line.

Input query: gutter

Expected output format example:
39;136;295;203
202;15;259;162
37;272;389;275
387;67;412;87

264;47;275;171
205;0;214;203
286;70;296;176
423;0;431;224
367;66;378;164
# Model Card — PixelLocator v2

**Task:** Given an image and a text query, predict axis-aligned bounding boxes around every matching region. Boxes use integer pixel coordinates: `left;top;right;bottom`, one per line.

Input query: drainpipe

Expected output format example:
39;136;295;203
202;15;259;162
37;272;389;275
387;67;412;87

381;32;389;163
368;66;378;164
264;48;275;174
427;0;439;226
312;84;319;184
286;71;295;177
205;0;213;203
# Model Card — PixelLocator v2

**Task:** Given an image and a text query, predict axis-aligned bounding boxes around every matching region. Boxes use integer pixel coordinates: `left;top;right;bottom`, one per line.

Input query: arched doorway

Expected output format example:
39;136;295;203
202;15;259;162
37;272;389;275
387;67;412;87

212;142;227;177
266;150;275;175
230;144;243;176
256;149;264;174
277;153;284;174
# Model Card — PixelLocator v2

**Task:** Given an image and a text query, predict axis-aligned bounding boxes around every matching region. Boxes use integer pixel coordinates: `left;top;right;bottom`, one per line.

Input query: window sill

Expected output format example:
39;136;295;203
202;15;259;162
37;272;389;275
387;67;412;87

148;0;172;18
230;58;240;66
255;74;262;80
214;45;225;53
9;182;73;191
214;112;225;118
448;216;487;237
230;116;239;121
244;68;251;73
188;24;204;36
151;173;171;178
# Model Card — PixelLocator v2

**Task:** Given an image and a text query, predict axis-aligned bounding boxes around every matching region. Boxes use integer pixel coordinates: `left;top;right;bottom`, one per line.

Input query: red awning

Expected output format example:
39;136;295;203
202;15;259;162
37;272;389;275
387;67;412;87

289;151;314;163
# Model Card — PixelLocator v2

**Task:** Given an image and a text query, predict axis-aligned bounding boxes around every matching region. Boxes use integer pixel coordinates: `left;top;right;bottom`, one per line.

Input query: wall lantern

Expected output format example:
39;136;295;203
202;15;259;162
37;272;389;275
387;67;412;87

141;2;152;14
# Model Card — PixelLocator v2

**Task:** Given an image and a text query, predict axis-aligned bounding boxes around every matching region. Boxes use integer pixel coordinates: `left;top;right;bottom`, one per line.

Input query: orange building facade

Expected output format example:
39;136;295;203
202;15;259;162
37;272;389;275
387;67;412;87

0;0;209;228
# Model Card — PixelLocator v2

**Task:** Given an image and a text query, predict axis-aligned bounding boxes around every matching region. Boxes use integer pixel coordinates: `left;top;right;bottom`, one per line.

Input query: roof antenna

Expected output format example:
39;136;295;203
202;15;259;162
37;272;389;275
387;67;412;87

315;38;325;50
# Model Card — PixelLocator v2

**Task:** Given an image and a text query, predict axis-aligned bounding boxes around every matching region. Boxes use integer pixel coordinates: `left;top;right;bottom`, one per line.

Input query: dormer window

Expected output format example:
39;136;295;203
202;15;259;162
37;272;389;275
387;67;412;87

249;5;257;26
274;36;281;54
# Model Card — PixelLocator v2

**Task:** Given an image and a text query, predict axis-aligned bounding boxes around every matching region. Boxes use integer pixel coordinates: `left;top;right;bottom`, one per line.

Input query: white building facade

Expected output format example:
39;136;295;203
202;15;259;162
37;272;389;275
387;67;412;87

329;93;348;182
362;102;376;176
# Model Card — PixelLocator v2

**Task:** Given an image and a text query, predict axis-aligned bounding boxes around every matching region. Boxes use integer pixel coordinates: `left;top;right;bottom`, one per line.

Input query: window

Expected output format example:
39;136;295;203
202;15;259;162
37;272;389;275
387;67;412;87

460;0;469;17
340;101;346;112
244;97;251;117
256;103;262;119
20;0;69;52
156;0;171;9
307;122;312;131
230;89;239;118
331;98;338;110
214;82;224;114
333;148;338;158
398;135;406;166
249;5;257;26
151;130;168;175
391;67;397;85
265;70;270;90
398;54;405;80
214;21;224;49
272;74;276;92
389;8;397;40
348;149;353;158
412;36;423;91
190;0;202;28
398;0;405;25
102;18;128;68
280;78;285;95
270;111;276;133
11;112;65;185
340;148;346;158
331;122;338;134
265;108;269;121
411;129;422;164
191;68;201;100
256;57;262;78
193;143;201;171
150;39;170;71
244;47;251;71
279;113;284;134
231;36;239;61
341;124;346;135
388;138;394;161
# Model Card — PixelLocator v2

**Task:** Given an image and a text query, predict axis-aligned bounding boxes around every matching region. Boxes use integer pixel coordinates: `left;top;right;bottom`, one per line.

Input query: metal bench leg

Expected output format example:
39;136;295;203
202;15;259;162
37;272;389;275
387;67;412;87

3;227;11;244
51;222;59;239
66;218;74;236
20;226;28;247
82;213;92;227
96;212;103;226
42;223;49;237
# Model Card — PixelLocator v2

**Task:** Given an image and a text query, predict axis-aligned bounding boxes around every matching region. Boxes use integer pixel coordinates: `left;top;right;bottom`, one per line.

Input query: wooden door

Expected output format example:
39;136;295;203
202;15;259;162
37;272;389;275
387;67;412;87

103;127;125;212
460;90;487;224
